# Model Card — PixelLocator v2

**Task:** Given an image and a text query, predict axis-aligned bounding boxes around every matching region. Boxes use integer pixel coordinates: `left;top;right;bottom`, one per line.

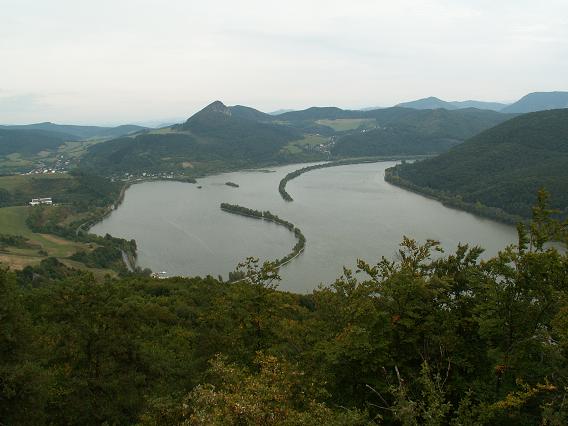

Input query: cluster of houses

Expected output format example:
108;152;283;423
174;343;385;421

29;197;53;206
112;172;176;182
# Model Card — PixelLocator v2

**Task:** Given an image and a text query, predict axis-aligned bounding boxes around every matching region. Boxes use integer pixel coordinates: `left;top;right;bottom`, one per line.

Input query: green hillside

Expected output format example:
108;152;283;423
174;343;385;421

333;108;514;157
82;101;302;175
395;96;506;111
0;128;73;156
388;109;568;219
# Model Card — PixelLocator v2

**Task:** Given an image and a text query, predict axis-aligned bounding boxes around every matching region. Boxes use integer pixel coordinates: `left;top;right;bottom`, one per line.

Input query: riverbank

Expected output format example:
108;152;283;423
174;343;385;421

384;166;524;225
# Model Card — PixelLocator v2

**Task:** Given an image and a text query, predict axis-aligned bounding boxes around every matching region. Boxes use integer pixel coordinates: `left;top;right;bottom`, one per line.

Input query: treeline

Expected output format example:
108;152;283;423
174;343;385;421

69;234;136;270
2;192;568;425
0;234;35;249
220;203;306;270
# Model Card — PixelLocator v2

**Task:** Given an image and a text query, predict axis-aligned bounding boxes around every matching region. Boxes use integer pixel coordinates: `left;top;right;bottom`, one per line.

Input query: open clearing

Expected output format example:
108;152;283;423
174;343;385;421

315;118;376;132
281;134;329;155
0;205;112;274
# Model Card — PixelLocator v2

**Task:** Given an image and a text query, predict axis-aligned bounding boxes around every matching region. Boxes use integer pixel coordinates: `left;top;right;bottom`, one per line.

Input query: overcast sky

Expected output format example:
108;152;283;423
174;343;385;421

1;0;567;125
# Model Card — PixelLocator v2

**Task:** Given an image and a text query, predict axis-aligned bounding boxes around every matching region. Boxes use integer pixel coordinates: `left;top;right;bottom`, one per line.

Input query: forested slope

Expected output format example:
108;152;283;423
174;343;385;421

388;109;568;218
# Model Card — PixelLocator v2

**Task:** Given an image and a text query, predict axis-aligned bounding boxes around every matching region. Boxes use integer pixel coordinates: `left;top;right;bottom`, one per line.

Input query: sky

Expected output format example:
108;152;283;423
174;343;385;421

1;0;567;125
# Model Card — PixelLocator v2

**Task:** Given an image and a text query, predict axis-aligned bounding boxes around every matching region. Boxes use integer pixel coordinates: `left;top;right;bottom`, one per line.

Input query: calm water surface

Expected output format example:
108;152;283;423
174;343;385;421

92;162;518;292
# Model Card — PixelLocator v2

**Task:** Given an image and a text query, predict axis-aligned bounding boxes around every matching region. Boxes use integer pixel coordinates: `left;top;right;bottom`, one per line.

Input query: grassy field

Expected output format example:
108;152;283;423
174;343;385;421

315;118;376;132
0;205;113;275
57;139;105;158
280;134;329;155
0;173;73;192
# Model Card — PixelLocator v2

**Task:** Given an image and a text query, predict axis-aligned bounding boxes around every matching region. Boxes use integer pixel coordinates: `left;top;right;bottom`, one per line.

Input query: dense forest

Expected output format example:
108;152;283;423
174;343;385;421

2;192;568;425
388;109;568;220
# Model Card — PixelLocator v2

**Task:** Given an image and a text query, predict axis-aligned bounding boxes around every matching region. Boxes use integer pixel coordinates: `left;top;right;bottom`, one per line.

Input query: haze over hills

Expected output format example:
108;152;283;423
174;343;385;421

0;128;74;156
501;91;568;113
387;108;568;219
1;122;146;140
395;96;507;111
395;91;568;113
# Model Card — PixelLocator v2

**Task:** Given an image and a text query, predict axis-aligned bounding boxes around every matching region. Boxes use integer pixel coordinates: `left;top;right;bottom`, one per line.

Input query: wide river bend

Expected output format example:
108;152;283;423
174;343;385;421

92;162;517;293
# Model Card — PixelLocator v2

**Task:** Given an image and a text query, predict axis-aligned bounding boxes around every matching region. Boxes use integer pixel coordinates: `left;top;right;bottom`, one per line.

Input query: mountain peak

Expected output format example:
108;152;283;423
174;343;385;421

202;100;230;115
183;101;232;126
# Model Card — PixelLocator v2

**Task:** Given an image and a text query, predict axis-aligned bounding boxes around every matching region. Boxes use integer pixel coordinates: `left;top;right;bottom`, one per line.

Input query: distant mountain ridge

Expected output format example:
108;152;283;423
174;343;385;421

395;96;507;111
1;122;146;140
395;91;568;113
501;91;568;113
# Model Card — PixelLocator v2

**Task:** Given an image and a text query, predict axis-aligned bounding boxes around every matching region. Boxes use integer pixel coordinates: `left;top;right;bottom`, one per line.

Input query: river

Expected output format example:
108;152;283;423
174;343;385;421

91;162;518;293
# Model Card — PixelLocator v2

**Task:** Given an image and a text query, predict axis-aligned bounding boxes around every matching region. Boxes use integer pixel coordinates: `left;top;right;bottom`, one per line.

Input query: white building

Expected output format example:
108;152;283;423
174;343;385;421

30;197;53;206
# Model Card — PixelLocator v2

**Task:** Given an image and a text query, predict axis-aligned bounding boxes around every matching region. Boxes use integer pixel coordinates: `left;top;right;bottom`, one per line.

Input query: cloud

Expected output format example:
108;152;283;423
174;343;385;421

1;0;567;123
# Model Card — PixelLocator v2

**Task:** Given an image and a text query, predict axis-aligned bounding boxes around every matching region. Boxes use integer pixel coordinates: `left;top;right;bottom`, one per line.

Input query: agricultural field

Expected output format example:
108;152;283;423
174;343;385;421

0;172;125;274
0;205;113;275
280;134;330;156
0;138;107;174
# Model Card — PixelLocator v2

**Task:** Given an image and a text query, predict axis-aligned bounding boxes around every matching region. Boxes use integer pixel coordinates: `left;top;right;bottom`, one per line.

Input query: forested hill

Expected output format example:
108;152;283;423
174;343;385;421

395;96;507;111
81;101;302;174
332;107;514;157
0;127;74;156
388;108;568;219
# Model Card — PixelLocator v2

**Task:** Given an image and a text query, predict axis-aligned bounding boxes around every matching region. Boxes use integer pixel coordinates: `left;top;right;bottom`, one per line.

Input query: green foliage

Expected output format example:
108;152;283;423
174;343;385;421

332;107;513;157
182;353;368;425
332;126;460;157
0;233;33;249
0;128;72;156
0;171;120;210
1;191;568;424
390;109;568;219
82;101;302;175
